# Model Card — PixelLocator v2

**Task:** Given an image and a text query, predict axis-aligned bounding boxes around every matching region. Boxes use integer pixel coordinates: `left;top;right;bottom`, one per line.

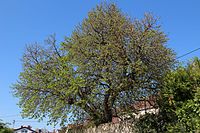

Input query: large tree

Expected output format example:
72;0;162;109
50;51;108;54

13;3;175;126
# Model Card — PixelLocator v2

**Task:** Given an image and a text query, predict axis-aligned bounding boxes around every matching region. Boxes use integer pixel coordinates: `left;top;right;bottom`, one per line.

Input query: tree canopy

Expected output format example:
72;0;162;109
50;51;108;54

13;3;175;126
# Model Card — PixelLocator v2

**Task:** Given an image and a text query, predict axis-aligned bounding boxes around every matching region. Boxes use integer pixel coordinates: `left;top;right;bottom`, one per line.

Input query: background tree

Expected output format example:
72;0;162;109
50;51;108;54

13;3;175;126
0;120;13;133
136;57;200;132
164;57;200;132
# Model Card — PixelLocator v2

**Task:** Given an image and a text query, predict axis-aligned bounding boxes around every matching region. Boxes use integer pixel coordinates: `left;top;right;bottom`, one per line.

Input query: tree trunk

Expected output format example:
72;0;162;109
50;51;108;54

103;94;113;123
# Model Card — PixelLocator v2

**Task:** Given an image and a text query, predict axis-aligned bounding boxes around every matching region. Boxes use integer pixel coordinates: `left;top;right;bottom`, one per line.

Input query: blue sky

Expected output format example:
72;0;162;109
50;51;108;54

0;0;200;131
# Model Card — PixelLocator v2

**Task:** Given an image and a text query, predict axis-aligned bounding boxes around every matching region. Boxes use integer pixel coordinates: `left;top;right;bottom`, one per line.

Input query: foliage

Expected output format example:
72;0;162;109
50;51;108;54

0;120;13;133
0;128;13;133
165;57;200;132
13;3;175;126
135;57;200;132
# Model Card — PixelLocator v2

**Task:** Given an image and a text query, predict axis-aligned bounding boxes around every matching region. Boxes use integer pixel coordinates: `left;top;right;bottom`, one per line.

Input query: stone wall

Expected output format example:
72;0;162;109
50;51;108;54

66;121;137;133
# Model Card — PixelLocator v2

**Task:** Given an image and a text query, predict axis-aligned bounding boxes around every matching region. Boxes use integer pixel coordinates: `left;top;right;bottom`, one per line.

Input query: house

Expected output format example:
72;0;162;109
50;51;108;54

111;96;159;123
65;95;159;130
130;95;159;118
14;125;60;133
14;125;37;133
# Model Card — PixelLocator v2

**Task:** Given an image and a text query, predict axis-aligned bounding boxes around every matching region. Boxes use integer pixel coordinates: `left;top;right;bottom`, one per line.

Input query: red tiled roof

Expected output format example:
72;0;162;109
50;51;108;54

132;95;157;111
